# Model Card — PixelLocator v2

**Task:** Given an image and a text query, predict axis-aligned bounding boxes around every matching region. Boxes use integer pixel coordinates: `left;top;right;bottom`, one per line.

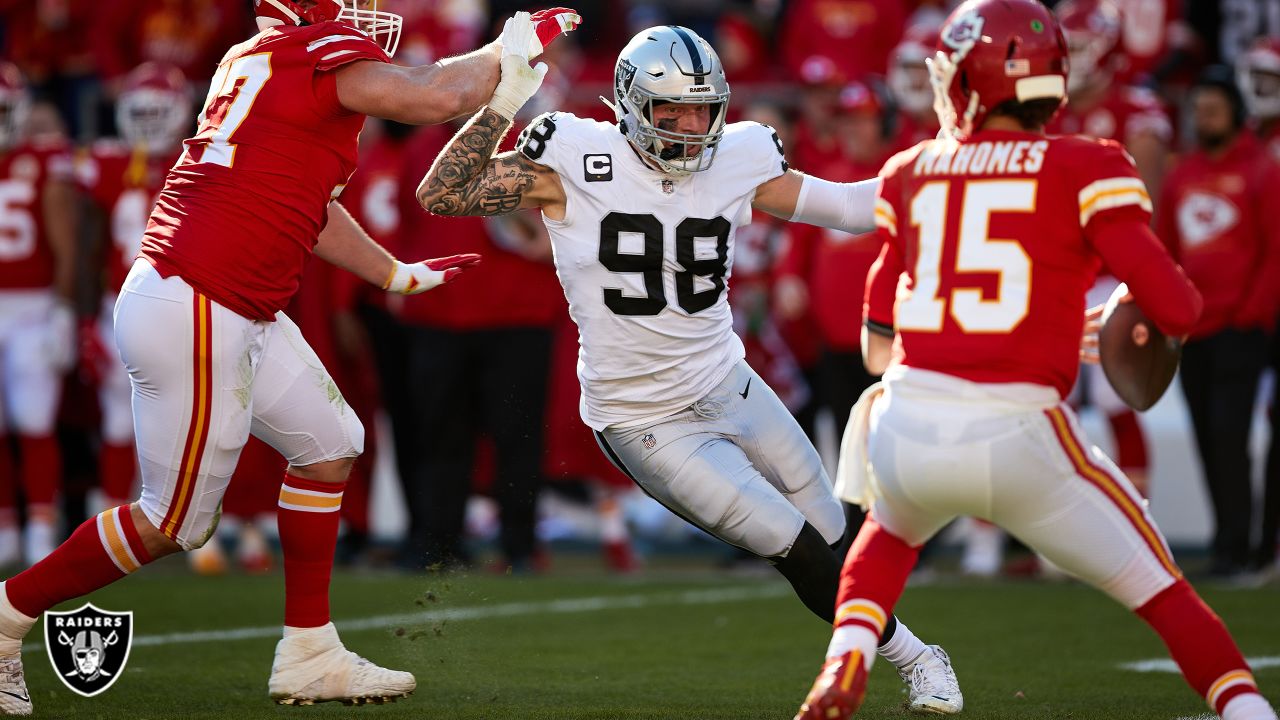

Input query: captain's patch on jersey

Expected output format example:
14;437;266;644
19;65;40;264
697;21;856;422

584;154;613;182
44;603;133;697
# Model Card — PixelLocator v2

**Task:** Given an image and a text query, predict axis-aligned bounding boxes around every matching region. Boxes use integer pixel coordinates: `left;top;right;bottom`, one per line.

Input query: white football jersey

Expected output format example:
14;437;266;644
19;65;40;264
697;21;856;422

516;113;789;430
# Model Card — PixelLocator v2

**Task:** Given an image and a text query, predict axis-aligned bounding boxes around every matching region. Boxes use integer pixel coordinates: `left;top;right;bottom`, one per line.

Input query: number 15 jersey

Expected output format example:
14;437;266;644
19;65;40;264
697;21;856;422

866;130;1155;398
518;113;787;431
140;22;389;321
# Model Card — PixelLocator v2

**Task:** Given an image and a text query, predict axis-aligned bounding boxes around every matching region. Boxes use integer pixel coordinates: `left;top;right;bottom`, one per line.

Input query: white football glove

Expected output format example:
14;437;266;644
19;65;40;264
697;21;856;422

382;254;482;295
490;14;550;121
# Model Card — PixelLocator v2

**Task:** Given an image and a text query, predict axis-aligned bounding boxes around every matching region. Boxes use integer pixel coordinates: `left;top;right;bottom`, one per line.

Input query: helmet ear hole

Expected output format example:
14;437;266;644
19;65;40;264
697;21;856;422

1006;38;1020;60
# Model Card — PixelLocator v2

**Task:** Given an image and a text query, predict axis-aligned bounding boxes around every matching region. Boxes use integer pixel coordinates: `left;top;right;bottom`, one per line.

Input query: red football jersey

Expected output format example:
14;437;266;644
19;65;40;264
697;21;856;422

77;141;180;293
865;131;1161;398
1048;85;1171;145
140;22;389;321
0;140;74;290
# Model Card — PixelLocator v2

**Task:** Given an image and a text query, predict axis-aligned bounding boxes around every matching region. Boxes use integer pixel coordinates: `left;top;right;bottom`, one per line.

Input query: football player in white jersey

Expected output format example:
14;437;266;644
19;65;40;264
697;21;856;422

419;25;962;713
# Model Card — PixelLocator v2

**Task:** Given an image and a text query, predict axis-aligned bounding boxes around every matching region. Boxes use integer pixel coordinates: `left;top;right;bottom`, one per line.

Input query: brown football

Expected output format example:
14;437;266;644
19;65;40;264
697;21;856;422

1098;285;1182;411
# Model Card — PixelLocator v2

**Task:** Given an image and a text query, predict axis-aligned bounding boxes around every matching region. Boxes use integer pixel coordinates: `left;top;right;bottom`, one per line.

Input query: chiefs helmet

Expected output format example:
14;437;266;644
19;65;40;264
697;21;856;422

888;27;937;116
928;0;1068;141
117;63;191;155
1056;0;1123;93
1237;36;1280;120
0;62;30;151
254;0;402;57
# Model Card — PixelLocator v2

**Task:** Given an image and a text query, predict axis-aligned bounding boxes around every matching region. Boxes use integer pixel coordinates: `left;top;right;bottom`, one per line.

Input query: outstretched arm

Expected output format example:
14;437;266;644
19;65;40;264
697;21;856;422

416;107;564;217
334;8;580;126
753;170;881;235
316;202;480;292
335;45;502;125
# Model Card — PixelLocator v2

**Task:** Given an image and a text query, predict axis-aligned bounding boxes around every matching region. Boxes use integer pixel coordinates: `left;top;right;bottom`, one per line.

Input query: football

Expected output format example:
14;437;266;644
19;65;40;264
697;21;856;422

1098;283;1183;411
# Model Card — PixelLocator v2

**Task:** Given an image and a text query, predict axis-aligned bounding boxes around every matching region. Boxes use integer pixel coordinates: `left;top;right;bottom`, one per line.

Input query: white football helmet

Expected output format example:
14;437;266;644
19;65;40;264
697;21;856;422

1237;36;1280;120
606;25;730;174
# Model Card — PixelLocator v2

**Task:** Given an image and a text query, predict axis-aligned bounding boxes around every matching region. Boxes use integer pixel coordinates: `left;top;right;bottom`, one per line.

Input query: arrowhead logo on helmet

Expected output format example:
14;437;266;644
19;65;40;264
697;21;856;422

927;0;1069;141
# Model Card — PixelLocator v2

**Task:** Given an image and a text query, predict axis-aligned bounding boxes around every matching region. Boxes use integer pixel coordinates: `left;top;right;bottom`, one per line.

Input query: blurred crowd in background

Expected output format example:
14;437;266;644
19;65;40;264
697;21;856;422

0;0;1278;580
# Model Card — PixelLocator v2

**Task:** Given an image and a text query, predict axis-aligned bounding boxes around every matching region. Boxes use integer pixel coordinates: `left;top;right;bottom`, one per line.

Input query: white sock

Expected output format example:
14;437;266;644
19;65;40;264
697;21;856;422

878;619;929;669
1222;693;1279;720
0;583;36;655
826;625;878;672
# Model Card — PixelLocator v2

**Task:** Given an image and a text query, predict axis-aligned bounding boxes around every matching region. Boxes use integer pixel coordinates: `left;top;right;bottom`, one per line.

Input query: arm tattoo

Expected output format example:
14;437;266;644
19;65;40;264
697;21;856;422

419;108;544;216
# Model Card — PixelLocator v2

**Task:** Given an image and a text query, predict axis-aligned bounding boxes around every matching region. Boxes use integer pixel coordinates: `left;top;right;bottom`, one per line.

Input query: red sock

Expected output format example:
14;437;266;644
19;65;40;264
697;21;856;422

99;442;137;505
1108;410;1148;473
5;505;153;617
834;519;920;637
18;435;60;506
1136;579;1262;714
278;474;344;628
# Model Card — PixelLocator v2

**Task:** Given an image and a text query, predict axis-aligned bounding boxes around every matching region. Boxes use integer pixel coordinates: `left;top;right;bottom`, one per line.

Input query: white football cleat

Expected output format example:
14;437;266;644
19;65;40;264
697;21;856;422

269;622;415;706
0;655;30;716
900;645;963;715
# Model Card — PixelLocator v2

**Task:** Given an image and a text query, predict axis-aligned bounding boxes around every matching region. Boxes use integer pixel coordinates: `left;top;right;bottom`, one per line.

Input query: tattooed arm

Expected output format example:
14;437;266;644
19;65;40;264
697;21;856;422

417;107;566;219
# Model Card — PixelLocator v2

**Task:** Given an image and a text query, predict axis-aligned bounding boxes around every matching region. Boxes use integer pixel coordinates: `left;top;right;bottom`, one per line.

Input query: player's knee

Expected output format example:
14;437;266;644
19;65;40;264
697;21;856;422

127;503;183;558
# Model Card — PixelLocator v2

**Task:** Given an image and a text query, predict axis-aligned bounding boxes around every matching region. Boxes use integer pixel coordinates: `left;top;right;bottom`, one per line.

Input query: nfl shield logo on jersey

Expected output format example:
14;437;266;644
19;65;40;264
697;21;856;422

44;603;133;697
642;433;658;449
660;179;675;195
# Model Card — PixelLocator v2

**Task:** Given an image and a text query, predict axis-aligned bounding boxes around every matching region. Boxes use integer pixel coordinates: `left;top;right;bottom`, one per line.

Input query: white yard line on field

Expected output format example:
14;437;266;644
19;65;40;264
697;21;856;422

1118;657;1280;673
23;583;792;652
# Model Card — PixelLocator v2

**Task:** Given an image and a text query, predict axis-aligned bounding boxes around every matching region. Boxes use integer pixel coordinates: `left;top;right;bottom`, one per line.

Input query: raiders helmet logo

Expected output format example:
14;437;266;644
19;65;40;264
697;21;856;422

44;603;133;697
615;59;638;95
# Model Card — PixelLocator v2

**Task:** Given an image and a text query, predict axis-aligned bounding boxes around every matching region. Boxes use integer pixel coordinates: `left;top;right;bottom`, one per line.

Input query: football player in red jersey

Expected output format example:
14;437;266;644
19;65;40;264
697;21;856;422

796;2;1277;719
0;63;77;570
0;1;582;713
76;62;191;512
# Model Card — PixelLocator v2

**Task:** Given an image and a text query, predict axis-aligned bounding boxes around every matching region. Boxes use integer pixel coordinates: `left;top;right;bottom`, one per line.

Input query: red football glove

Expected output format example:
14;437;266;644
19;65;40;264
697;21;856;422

382;254;482;294
531;7;581;53
78;318;110;385
794;651;868;720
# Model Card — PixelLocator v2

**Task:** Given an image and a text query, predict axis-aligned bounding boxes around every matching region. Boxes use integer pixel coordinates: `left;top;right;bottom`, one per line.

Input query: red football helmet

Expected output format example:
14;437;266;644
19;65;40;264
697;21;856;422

888;26;937;116
928;0;1068;140
1056;0;1123;93
117;63;191;155
0;62;29;151
1237;36;1280;120
254;0;402;57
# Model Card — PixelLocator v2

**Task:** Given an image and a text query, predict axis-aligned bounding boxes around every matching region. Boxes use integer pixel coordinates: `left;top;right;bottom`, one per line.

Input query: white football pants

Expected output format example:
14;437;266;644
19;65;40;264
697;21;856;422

868;366;1181;609
113;260;363;549
596;360;845;558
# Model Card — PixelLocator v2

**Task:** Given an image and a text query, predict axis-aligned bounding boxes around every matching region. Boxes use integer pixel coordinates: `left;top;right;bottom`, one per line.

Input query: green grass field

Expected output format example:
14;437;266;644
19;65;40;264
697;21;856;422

16;559;1280;719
